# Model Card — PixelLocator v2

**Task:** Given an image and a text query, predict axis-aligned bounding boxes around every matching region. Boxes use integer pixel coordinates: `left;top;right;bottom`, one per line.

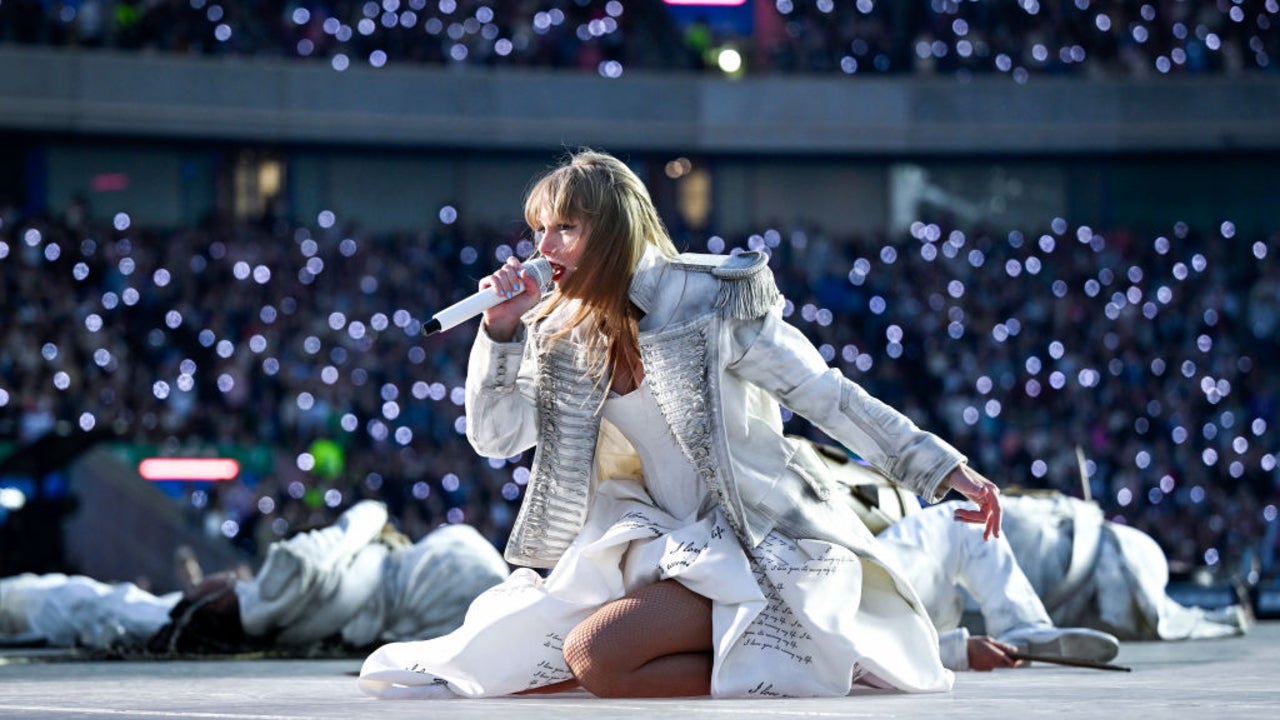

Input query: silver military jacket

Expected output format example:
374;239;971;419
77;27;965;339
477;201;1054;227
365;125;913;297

465;246;968;568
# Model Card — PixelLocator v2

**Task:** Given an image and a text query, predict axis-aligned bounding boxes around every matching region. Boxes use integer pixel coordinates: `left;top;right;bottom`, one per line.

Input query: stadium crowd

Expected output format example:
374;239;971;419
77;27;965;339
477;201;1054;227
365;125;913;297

1;0;1277;77
1;197;1278;587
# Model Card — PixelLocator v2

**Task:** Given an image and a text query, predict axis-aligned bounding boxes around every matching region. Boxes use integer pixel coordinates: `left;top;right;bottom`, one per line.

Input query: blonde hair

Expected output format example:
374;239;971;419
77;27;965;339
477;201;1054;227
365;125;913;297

524;149;678;384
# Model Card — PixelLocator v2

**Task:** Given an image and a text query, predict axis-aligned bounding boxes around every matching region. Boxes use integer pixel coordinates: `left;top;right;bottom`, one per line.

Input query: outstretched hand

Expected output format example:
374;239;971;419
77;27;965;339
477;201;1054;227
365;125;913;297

945;464;1002;540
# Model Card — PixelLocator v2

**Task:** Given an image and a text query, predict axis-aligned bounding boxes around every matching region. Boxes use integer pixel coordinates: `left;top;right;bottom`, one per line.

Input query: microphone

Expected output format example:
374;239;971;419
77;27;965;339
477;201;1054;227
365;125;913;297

421;257;554;337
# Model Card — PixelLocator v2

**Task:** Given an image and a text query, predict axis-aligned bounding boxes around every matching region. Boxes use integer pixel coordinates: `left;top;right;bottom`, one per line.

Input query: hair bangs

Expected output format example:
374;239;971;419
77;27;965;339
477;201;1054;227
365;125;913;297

524;165;595;238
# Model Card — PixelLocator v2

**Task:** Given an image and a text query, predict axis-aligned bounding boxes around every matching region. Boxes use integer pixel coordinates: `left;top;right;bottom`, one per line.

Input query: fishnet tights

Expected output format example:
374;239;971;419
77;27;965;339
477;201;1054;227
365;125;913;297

560;579;713;698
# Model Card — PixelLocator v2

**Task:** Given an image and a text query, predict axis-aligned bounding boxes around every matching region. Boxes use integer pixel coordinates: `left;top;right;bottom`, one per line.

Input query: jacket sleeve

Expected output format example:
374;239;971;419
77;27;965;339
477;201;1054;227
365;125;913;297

937;627;971;671
464;322;540;458
725;307;966;503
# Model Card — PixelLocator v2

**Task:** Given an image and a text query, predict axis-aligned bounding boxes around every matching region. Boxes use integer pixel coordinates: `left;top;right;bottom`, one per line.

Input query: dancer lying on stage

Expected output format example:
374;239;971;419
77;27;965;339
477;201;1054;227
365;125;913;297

823;445;1249;648
0;500;508;654
997;492;1250;641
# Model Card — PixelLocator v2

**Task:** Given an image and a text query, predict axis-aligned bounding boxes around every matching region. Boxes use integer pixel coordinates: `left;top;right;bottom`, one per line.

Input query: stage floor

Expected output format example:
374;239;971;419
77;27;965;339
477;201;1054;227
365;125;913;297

2;622;1277;719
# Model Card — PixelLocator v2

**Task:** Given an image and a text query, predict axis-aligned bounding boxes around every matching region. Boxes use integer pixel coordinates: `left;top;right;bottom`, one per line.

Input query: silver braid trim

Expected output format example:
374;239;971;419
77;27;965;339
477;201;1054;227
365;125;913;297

641;316;747;540
671;251;782;320
714;264;782;320
503;336;604;568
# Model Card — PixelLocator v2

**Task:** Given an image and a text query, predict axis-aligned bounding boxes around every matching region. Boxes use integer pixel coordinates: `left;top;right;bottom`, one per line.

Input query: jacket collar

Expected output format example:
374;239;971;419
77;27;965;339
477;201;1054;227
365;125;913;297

628;244;668;316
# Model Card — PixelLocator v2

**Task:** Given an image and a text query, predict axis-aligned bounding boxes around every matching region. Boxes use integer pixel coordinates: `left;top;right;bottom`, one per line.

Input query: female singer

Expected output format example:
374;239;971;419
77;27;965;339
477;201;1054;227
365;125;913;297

359;149;1002;699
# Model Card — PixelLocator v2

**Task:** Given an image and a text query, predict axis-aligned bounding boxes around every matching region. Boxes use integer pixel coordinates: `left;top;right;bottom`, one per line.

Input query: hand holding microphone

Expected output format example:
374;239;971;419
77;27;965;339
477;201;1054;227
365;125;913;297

422;257;554;339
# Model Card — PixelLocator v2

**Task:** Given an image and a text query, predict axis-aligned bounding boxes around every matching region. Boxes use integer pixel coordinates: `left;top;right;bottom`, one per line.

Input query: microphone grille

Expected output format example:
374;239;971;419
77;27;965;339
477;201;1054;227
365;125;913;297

523;257;555;293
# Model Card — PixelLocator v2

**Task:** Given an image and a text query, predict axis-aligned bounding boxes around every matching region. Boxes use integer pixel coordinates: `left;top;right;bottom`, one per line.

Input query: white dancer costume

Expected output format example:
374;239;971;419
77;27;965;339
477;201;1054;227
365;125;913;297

360;380;944;698
0;573;178;649
878;502;1053;640
1;501;507;652
874;501;1123;669
998;494;1248;641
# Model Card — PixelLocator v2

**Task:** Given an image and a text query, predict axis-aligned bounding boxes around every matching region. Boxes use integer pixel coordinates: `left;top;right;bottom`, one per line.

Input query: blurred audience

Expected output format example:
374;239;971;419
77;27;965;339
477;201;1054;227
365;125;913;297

1;0;1276;78
767;215;1280;588
1;198;1277;591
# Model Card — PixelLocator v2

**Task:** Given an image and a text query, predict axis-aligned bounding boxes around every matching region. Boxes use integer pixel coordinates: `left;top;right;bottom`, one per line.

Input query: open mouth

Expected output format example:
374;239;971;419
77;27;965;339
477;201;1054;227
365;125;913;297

548;261;566;282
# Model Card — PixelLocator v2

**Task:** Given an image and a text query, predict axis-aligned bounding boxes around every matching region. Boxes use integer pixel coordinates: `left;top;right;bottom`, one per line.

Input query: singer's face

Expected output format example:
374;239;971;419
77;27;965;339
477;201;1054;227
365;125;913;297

535;210;587;287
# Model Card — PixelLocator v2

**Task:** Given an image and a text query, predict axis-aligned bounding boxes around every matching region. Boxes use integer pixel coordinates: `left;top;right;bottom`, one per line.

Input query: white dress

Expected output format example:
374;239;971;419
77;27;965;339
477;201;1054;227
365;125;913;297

359;380;912;698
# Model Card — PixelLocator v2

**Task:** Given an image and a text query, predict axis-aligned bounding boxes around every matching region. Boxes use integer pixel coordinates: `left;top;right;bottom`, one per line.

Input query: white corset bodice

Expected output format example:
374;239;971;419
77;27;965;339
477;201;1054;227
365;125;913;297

602;380;710;521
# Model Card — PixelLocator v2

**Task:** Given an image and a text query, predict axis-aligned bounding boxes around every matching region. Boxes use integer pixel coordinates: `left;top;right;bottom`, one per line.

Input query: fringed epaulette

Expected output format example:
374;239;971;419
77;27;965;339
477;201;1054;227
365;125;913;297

672;251;782;319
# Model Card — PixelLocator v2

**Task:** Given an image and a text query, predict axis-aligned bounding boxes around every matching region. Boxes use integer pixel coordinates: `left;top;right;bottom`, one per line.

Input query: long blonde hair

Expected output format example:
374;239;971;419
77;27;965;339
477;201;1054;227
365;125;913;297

524;149;678;384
